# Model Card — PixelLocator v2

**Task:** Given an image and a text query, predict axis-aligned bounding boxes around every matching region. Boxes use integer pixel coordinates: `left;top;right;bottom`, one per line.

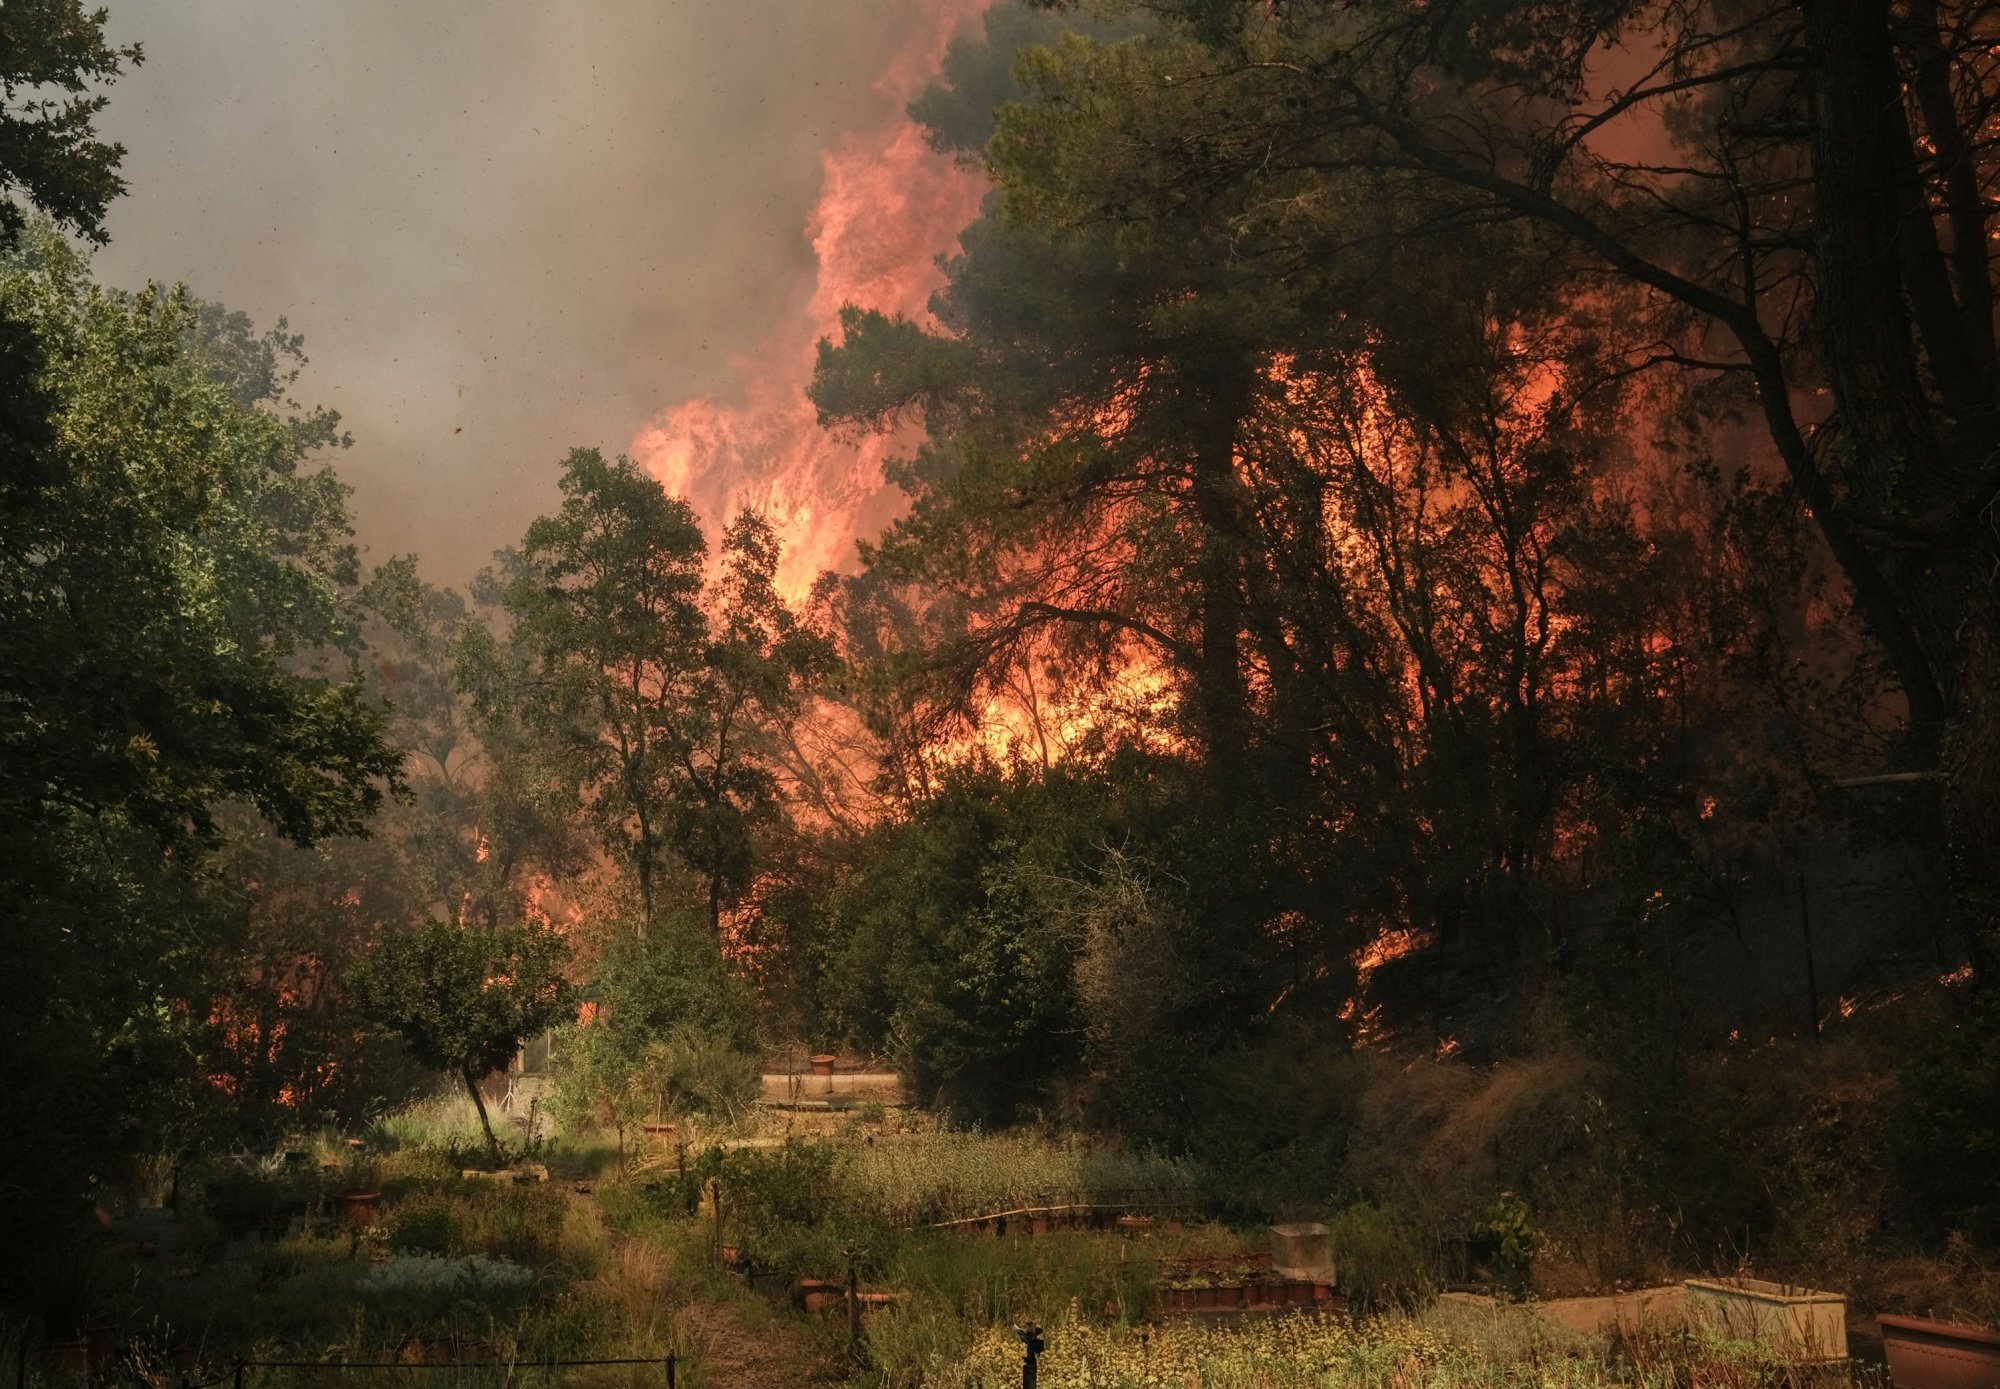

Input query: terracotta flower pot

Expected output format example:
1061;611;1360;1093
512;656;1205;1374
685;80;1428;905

1880;1314;2000;1389
794;1279;843;1316
337;1190;382;1229
1313;1281;1333;1303
809;1054;837;1077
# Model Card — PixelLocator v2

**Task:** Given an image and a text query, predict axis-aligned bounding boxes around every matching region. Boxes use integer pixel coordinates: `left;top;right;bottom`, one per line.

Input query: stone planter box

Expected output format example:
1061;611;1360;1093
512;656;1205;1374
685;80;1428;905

1535;1286;1688;1337
1271;1222;1334;1282
1879;1314;2000;1389
1685;1278;1846;1359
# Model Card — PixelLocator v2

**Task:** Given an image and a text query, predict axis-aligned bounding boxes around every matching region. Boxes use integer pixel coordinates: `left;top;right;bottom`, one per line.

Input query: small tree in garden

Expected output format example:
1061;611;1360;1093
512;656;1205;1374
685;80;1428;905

354;920;574;1161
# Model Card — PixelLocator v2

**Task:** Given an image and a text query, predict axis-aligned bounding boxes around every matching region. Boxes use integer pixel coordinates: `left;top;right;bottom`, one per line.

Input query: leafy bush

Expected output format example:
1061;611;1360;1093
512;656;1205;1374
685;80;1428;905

1325;1202;1442;1309
383;1190;465;1255
1890;999;2000;1248
629;1030;760;1124
598;921;758;1051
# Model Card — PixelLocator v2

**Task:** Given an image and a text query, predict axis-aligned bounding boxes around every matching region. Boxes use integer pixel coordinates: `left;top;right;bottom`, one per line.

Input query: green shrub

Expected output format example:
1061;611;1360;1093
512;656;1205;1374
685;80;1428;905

629;1029;761;1124
384;1190;466;1255
1326;1201;1440;1309
1890;998;2000;1248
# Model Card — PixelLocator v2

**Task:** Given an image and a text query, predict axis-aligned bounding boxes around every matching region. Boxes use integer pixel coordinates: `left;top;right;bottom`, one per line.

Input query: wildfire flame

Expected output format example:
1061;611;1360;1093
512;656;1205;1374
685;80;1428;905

632;0;992;603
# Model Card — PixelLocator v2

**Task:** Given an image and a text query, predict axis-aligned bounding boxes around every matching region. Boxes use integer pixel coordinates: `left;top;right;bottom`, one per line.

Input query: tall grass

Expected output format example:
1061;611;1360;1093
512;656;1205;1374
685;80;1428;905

836;1130;1204;1226
918;1311;1875;1389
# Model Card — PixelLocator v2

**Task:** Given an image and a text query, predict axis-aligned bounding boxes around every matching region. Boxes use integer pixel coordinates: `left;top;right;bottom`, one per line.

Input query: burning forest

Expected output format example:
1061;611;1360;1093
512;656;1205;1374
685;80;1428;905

4;0;2000;1376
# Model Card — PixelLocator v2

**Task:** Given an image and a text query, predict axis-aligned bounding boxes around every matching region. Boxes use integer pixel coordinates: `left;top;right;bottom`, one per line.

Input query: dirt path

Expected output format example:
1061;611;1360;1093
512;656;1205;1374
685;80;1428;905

673;1296;842;1389
568;1185;839;1389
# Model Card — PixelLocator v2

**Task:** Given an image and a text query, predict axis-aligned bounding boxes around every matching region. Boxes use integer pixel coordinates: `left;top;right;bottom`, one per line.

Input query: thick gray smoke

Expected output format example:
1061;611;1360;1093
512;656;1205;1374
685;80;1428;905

92;2;938;582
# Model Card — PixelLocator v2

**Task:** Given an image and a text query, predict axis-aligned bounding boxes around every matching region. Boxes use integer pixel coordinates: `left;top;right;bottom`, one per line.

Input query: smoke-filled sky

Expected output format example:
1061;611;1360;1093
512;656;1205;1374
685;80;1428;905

91;2;982;585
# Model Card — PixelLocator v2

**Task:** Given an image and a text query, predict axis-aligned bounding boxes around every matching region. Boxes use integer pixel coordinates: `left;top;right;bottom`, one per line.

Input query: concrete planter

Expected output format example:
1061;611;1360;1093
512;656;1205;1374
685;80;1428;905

1879;1314;2000;1389
1535;1286;1688;1338
1270;1222;1334;1283
1685;1278;1847;1359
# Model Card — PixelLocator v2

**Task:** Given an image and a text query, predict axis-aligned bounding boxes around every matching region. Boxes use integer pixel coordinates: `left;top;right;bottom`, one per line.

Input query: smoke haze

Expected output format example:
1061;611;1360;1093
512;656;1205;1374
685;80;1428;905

90;2;980;583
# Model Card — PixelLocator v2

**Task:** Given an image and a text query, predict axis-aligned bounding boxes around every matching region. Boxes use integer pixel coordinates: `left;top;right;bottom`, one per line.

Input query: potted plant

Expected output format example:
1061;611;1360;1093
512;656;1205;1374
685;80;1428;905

1879;1314;2000;1389
336;1153;383;1229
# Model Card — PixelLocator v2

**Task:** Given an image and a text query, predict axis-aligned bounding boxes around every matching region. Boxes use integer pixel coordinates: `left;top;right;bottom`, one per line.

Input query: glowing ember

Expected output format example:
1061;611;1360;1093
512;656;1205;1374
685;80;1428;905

633;0;991;603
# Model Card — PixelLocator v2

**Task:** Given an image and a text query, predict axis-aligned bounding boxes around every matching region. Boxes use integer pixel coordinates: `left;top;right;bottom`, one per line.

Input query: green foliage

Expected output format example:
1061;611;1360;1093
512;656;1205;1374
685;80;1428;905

0;230;402;1245
352;918;573;1157
0;1;139;246
1890;999;2000;1247
1480;1192;1536;1274
550;918;762;1142
832;1129;1203;1227
599;920;759;1051
629;1032;761;1126
1324;1203;1442;1310
495;452;829;933
355;919;574;1083
499;448;707;922
816;770;1090;1123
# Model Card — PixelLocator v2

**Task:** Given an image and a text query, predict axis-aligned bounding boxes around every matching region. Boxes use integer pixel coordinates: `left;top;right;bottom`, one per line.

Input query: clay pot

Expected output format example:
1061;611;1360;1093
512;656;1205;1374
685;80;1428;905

809;1054;837;1077
1313;1281;1333;1304
794;1279;843;1316
1880;1314;2000;1389
337;1190;382;1229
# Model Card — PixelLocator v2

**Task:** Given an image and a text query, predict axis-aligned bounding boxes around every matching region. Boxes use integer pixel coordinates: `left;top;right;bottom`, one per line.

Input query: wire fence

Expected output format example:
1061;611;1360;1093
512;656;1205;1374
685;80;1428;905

10;1350;679;1389
228;1358;674;1377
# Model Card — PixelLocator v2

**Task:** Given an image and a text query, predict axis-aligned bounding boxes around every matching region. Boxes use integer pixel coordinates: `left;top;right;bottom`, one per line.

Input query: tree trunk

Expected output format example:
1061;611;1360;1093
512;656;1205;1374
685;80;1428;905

1801;0;2000;978
634;801;655;936
1187;363;1252;773
462;1063;505;1165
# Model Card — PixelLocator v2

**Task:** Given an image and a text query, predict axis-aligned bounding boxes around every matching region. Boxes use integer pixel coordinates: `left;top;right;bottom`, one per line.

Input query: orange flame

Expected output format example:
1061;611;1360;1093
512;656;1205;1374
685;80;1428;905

633;1;992;602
